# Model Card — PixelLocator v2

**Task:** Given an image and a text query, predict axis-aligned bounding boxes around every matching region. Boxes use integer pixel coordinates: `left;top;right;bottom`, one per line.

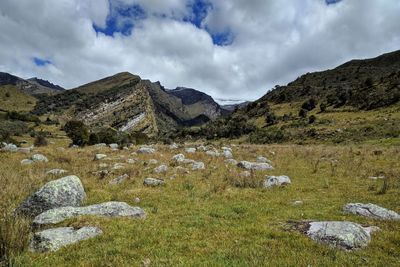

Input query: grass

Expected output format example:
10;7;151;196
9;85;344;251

0;86;37;112
0;135;399;266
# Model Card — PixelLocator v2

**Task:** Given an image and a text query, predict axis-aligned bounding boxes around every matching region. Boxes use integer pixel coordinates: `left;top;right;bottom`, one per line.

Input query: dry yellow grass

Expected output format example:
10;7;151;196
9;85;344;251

0;135;399;266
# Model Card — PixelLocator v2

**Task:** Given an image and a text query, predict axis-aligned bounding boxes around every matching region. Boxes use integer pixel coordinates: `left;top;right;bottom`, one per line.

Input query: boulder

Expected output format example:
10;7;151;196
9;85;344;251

31;154;49;163
185;147;196;153
16;175;86;217
343;203;400;221
46;169;68;176
33;201;145;225
306;221;377;250
143;178;165;187
169;143;179;149
256;156;272;164
137;147;155;154
109;143;119;150
222;150;233;159
1;143;18;152
94;154;107;161
191;161;205;170
109;174;129;185
154;165;168;173
264;175;291;188
30;227;103;252
237;161;273;171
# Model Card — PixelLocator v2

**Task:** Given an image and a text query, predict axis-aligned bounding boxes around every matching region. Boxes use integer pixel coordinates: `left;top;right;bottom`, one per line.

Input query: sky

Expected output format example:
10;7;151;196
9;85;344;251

0;0;399;102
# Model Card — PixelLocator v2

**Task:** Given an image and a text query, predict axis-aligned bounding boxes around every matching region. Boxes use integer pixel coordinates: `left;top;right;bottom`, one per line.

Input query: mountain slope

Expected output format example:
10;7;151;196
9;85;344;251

261;50;400;110
33;72;225;135
0;72;64;95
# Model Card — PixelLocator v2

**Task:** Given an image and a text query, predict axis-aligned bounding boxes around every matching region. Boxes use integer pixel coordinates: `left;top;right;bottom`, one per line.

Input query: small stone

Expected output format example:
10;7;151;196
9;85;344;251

206;150;220;157
95;143;107;148
126;159;136;164
109;143;119;150
223;150;233;159
225;159;238;166
154;165;168;173
31;154;49;162
99;163;108;168
30;227;103;252
112;163;126;170
46;169;68;176
109;174;129;185
134;197;141;203
148;159;158;165
137;146;155;154
21;159;34;165
256;156;272;164
143;178;165;187
172;154;185;162
264;175;291;188
185;147;196;153
191;161;205;170
237;161;273;171
94;154;107;161
169;143;179;149
292;200;303;206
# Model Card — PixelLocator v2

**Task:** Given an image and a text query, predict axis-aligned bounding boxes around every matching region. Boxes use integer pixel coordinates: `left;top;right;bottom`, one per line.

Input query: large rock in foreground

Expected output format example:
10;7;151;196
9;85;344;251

306;221;377;250
16;175;86;217
30;227;102;252
237;161;273;171
33;201;146;225
343;203;400;221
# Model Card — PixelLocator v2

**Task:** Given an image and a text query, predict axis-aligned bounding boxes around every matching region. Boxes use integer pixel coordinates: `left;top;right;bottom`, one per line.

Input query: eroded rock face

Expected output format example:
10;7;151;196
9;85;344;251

237;161;273;171
343;203;400;221
16;175;86;217
264;175;291;188
33;201;145;225
306;221;377;250
30;227;103;252
143;178;165;187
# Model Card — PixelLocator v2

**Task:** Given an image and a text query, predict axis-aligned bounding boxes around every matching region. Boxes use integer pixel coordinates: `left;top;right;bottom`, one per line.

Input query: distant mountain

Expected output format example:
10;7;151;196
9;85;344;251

221;101;251;112
259;50;400;110
33;72;225;135
0;72;64;95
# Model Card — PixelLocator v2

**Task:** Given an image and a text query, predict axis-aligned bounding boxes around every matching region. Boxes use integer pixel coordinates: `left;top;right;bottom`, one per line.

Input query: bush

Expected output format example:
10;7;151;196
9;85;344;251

248;127;288;144
34;134;48;147
299;108;308;118
301;98;317;111
63;120;89;146
0;121;29;139
308;115;316;124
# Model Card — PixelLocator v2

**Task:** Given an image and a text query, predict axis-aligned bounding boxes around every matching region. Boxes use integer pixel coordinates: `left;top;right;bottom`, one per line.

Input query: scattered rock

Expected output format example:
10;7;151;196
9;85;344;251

154;165;168;173
33;201;145;225
1;143;18;152
137;146;155;154
343;203;400;221
264;175;291;188
368;176;385;180
237;161;273;171
222;150;233;159
206;150;220;157
126;158;136;164
16;175;86;217
191;161;205;170
169;143;179;149
134;197;141;203
306;221;377;250
109;144;119;150
94;154;107;161
56;147;65;152
185;147;196;153
225;159;238;166
93;170;109;177
99;163;108;168
142;258;151;267
21;159;34;165
46;169;68;176
175;166;189;174
240;171;251;178
221;146;232;152
256;156;272;164
17;147;32;153
95;143;107;148
112;163;126;170
109;174;129;185
172;154;185;163
143;178;165;187
148;159;158;165
30;227;103;252
292;200;303;206
197;145;206;151
31;154;49;163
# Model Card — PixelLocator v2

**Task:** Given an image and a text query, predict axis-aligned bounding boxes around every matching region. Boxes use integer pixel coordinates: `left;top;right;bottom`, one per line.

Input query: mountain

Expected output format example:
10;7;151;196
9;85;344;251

33;72;225;136
0;72;64;95
259;50;400;110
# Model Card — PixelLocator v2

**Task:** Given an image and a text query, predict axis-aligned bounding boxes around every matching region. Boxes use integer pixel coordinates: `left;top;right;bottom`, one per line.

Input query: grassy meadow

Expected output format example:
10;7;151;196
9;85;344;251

1;133;399;266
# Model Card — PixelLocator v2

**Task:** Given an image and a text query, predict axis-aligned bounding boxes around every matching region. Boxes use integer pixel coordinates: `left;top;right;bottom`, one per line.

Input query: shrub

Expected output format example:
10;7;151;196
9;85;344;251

301;98;317;111
34;134;48;147
63;120;89;146
248;127;288;144
308;115;316;124
299;108;308;118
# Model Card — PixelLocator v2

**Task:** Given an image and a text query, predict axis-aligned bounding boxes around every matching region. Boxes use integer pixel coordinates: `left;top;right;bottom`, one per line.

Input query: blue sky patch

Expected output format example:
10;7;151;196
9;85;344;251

184;0;212;28
33;57;52;67
93;3;146;37
210;30;234;46
325;0;342;5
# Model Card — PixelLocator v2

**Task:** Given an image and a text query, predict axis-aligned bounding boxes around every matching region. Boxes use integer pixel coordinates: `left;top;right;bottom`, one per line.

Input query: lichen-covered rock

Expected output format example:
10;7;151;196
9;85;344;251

33;201;145;225
306;221;377;250
154;165;168;173
343;203;400;221
191;161;205;170
94;154;107;160
30;227;103;252
237;161;273;171
16;175;86;217
143;178;165;187
31;154;49;162
264;175;291;188
46;169;68;176
137;146;155;154
109;174;129;185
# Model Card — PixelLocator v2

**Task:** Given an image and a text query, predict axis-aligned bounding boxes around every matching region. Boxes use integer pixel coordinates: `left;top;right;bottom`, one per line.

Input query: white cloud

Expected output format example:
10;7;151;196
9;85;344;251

0;0;399;101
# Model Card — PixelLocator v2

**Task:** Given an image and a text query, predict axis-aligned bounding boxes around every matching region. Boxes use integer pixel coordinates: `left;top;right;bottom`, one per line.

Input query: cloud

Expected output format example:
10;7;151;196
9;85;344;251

0;0;399;101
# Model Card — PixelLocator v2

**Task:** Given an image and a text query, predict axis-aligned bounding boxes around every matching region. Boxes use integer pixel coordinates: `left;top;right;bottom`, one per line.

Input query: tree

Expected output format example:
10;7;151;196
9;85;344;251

301;98;317;111
308;115;316;124
63;120;89;146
